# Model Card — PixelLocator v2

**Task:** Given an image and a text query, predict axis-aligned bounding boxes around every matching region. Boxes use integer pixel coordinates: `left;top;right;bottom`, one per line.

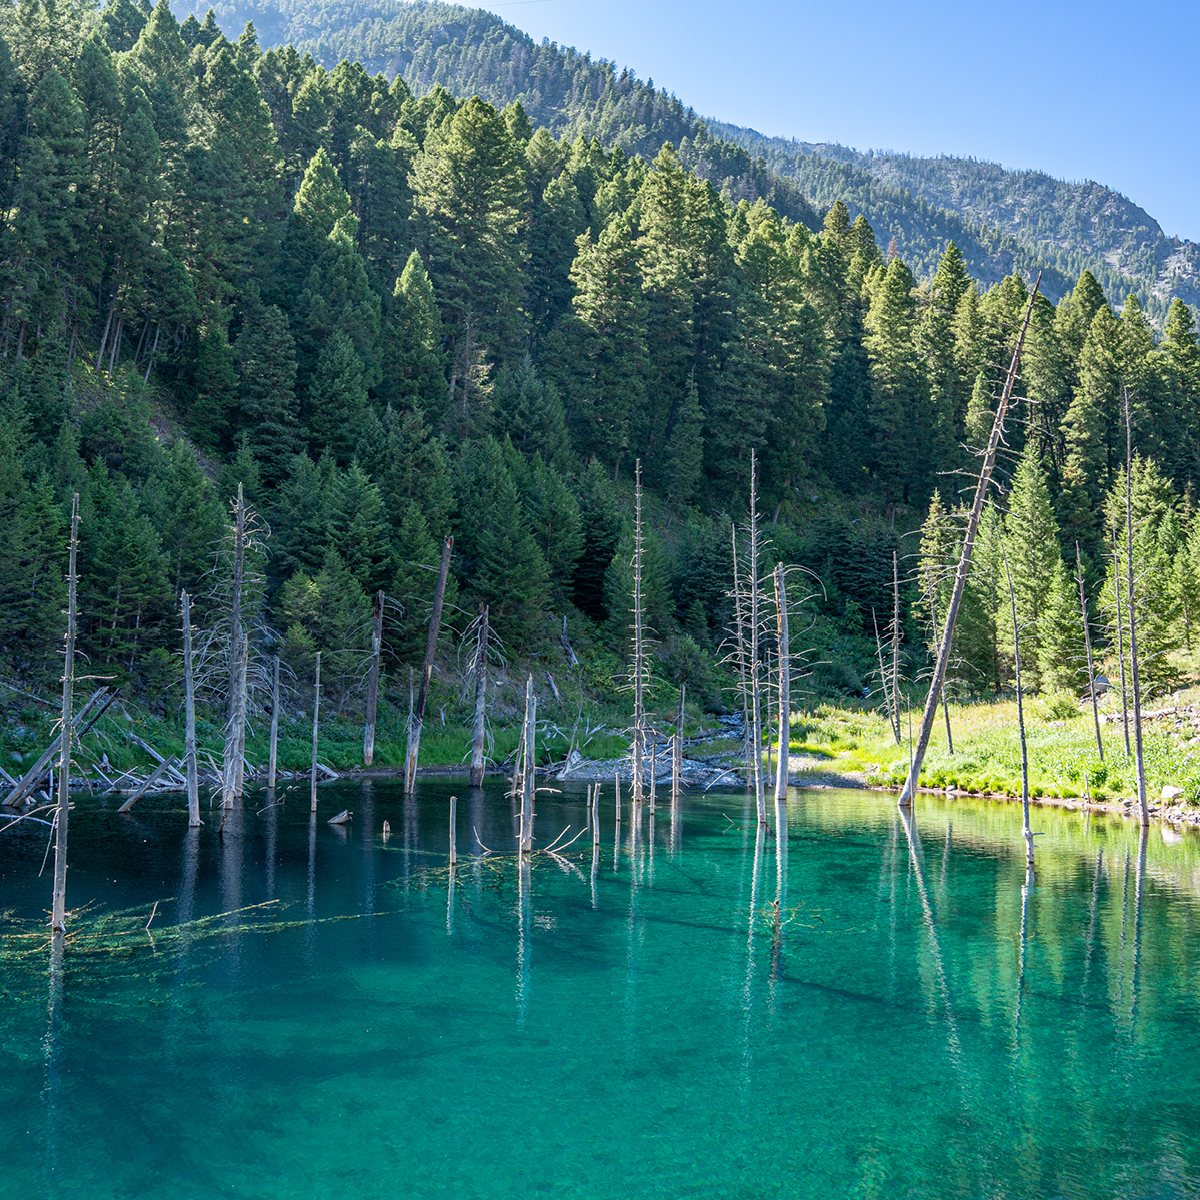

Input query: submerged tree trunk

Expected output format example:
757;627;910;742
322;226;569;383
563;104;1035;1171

899;277;1041;807
405;537;453;792
672;684;685;806
51;495;79;935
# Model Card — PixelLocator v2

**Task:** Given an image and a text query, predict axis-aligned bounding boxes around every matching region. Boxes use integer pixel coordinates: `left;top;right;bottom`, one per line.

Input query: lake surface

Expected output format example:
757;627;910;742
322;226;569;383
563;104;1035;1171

3;780;1200;1199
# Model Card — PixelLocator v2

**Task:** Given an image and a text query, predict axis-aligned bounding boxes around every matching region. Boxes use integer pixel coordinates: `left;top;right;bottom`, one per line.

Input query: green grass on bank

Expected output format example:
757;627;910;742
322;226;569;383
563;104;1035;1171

787;687;1200;805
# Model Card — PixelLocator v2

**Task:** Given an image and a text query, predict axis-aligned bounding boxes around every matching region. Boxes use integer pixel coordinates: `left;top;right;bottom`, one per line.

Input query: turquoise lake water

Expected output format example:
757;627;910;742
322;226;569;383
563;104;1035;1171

3;780;1200;1199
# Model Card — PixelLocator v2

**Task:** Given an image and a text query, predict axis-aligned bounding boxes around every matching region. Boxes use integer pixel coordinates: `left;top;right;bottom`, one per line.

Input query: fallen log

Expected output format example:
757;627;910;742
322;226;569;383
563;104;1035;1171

3;688;112;808
117;756;181;812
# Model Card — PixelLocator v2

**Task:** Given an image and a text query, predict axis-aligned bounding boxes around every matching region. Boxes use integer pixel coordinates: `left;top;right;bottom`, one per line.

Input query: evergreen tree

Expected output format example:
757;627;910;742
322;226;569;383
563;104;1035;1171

379;249;447;418
304;329;370;464
492;353;572;471
234;303;300;483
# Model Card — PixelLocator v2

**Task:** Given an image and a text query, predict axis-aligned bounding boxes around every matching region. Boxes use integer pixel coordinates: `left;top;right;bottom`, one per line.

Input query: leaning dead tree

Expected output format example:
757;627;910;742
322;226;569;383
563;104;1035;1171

404;536;453;792
899;275;1041;807
51;494;79;936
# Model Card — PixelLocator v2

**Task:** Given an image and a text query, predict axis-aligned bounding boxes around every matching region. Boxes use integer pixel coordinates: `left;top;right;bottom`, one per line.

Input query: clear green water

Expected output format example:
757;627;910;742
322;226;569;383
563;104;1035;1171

4;781;1200;1200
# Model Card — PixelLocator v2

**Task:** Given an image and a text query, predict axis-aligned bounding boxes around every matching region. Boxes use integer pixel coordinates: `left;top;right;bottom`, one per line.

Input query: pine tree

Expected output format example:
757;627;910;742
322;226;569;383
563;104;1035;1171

1000;445;1064;692
527;169;585;336
492;353;573;470
412;95;528;401
304;329;370;464
864;257;926;508
522;452;583;592
665;374;703;505
327;461;390;593
379;249;447;418
233;303;300;483
544;217;648;469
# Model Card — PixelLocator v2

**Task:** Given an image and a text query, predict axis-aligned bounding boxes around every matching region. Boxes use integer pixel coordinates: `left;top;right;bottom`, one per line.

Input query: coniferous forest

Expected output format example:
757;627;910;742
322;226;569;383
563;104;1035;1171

2;0;1200;756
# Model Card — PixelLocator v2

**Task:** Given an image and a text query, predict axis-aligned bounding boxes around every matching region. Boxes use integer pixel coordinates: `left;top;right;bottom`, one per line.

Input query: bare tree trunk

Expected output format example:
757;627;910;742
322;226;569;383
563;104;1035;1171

405;536;453;792
928;594;953;754
520;676;536;853
731;524;753;781
363;590;384;767
672;684;685;805
182;591;200;827
1075;543;1104;762
448;794;457;867
631;461;646;804
233;635;248;797
773;564;790;822
872;609;895;739
891;550;902;744
141;321;160;386
1123;387;1148;825
593;783;601;848
749;450;765;825
1005;559;1035;868
1111;516;1131;760
898;276;1041;807
51;495;79;935
267;655;280;791
470;605;489;787
310;652;321;814
221;486;246;809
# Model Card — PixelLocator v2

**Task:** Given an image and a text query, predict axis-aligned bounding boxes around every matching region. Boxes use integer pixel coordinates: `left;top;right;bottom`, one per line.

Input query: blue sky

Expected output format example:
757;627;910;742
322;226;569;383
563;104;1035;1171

477;0;1198;241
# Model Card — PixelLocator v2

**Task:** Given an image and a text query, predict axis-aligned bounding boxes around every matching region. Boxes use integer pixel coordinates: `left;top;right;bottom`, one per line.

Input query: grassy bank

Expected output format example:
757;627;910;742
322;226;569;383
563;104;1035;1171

788;686;1200;805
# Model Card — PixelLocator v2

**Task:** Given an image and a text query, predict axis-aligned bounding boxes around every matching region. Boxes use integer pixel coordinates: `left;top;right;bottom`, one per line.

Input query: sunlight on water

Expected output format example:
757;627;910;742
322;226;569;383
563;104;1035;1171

3;781;1200;1199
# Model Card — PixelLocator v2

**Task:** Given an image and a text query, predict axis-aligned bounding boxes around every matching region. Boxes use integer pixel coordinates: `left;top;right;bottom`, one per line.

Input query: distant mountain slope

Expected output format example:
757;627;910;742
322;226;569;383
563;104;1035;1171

177;0;1194;317
709;123;1200;319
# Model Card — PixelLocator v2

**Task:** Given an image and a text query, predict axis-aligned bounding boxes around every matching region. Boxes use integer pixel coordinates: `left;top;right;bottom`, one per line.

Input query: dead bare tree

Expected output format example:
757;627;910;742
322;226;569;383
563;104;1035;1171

1004;556;1036;869
51;494;79;936
748;451;765;825
469;604;490;787
1075;543;1103;762
310;652;321;814
404;536;453;792
363;590;384;767
630;460;647;804
1122;386;1149;825
773;563;790;824
899;276;1041;807
182;592;200;827
1111;515;1131;760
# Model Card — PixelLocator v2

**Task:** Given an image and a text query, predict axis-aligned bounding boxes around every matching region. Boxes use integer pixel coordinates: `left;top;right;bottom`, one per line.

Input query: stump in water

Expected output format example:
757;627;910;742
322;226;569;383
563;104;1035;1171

672;684;685;806
630;461;647;805
748;450;765;825
51;494;79;936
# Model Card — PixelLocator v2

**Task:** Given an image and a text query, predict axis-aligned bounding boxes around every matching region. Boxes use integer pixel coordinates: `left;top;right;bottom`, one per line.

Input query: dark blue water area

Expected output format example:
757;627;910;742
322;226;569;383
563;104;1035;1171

3;779;1200;1200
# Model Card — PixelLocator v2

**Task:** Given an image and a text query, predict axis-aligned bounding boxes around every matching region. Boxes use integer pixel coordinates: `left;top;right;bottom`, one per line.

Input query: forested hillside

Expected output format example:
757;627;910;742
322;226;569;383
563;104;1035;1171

1;0;1199;739
709;124;1200;323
